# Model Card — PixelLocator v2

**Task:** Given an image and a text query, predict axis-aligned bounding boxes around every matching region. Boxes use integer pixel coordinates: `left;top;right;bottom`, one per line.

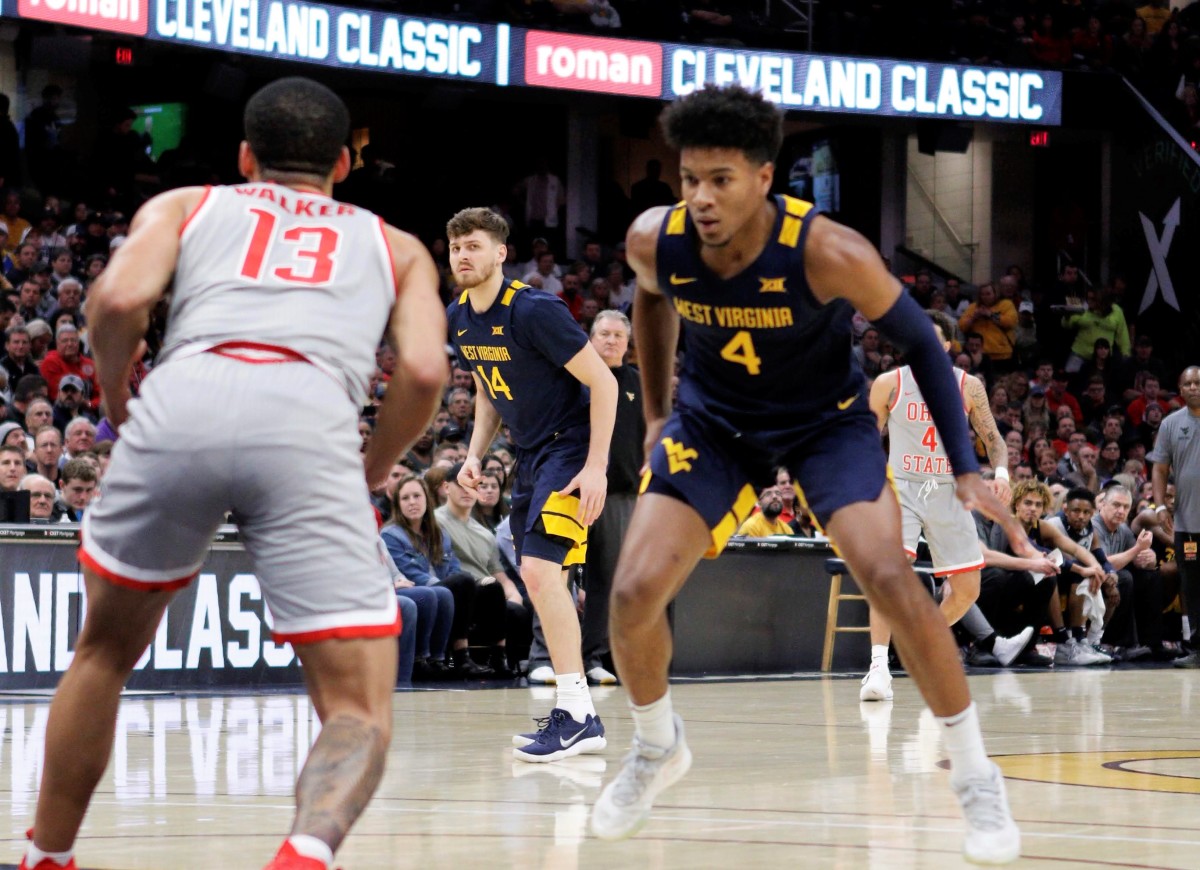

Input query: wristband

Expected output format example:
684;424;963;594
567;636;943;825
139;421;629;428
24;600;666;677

1156;504;1169;514
994;466;1009;482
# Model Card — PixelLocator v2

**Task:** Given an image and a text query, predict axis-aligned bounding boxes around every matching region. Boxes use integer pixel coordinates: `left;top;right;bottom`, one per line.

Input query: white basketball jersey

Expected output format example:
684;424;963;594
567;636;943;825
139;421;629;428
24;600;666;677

159;183;395;407
887;365;969;481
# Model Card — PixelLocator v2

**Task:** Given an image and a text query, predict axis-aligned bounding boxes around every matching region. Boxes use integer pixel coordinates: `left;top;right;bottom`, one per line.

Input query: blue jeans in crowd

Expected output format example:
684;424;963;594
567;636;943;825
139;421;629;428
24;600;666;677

397;595;418;684
397;584;454;660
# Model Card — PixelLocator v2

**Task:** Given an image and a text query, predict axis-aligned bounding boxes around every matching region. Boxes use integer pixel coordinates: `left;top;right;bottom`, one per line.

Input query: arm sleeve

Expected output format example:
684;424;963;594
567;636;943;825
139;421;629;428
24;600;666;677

873;291;980;475
380;527;435;585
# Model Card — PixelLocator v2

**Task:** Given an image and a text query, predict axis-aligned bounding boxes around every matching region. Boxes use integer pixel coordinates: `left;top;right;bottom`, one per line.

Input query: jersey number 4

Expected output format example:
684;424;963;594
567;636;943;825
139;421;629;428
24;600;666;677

240;208;341;285
922;425;938;452
719;330;762;375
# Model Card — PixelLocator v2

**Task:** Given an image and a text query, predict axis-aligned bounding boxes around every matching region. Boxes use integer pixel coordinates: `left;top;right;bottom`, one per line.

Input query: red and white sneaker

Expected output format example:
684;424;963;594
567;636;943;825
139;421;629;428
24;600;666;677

19;829;77;870
263;841;338;870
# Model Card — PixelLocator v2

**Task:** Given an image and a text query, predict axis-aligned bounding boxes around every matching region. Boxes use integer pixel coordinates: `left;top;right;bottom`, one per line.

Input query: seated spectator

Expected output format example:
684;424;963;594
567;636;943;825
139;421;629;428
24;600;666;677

45;277;83;328
30;424;61;484
989;383;1010;420
1119;334;1169;403
471;468;510;532
1035;448;1067;487
980;480;1108;665
961;331;996;385
52;373;92;431
1078;375;1110;431
1040;488;1118;664
1022;385;1051;433
1063;442;1100;493
1051;413;1078;457
6;243;38;289
1;326;40;386
380;474;482;678
853;327;892;378
436;464;531;677
14;279;43;323
522;250;562;296
40;323;99;410
1095;439;1123;485
56;456;96;521
558;271;585;320
1046;369;1083;425
24;320;50;362
1090;484;1172;659
63;417;96;462
47;248;74;290
1126;372;1170;427
19;472;60;522
736;484;793;537
0;419;24;455
1136;402;1165;452
1075;337;1121;397
0;442;22;491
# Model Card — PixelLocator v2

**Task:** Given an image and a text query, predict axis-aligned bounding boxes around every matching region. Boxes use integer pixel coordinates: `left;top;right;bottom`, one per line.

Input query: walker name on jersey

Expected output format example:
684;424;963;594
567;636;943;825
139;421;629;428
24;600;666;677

20;0;147;36
0;572;297;677
901;453;953;475
458;344;512;362
673;298;796;329
233;185;356;217
155;0;490;77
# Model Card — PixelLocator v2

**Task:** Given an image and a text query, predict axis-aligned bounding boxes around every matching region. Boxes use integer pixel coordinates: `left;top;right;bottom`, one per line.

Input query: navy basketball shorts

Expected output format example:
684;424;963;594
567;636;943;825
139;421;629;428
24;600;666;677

640;408;889;557
509;426;590;568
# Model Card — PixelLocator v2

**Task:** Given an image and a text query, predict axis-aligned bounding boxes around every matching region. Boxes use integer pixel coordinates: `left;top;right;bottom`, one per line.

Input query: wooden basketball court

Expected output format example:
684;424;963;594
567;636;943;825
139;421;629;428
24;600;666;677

2;668;1198;868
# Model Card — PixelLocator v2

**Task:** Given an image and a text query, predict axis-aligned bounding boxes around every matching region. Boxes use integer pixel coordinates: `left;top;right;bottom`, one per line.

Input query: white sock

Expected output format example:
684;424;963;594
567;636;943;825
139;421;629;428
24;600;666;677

555;672;594;721
287;835;333;869
24;843;74;868
935;701;993;787
630;690;676;750
871;644;890;670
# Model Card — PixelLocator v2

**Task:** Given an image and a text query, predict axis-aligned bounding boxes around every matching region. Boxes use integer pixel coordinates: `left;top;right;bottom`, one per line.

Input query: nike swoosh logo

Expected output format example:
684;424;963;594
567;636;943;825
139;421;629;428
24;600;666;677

669;274;697;285
559;725;593;748
903;391;914;397
456;329;468;336
838;395;857;410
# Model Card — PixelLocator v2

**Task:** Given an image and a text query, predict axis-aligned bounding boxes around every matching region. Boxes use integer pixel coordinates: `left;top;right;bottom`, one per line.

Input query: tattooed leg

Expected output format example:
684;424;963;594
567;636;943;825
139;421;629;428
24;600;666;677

292;715;389;850
290;635;398;853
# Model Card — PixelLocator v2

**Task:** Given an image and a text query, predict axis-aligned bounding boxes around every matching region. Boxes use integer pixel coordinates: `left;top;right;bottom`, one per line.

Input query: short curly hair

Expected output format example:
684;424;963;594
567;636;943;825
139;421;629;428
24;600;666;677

446;207;509;244
1011;478;1051;514
660;85;784;165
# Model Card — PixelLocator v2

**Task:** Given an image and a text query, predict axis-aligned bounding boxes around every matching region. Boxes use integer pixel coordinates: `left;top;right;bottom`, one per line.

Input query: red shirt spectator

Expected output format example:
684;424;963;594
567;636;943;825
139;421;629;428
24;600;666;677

1126;374;1170;426
39;323;100;410
558;272;585;321
1045;370;1083;425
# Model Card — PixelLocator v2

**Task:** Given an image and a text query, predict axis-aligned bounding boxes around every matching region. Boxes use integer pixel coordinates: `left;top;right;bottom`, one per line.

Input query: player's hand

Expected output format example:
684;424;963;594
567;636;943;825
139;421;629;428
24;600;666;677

1026;555;1060;576
1160;509;1175;538
457;456;483;490
1136;528;1154;551
987;477;1012;511
564;462;608;526
1134;548;1158;570
642;418;667;474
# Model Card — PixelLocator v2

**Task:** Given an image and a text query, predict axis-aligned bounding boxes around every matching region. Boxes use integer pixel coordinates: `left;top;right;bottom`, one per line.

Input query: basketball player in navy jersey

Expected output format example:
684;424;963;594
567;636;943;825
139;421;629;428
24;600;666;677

445;207;618;761
590;86;1033;865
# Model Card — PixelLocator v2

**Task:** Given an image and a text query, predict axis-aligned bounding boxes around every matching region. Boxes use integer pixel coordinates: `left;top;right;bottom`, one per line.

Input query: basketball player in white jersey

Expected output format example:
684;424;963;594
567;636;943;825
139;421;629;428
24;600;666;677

860;311;1031;701
19;78;447;870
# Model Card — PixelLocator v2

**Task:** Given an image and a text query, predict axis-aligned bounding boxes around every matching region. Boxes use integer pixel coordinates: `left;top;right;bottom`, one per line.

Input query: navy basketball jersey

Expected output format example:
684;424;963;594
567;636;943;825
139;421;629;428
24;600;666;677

655;194;865;447
447;281;590;449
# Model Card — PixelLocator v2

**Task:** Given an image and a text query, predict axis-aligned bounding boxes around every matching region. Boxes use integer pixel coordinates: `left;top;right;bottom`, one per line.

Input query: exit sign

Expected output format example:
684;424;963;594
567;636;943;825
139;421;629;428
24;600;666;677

115;46;134;66
1029;129;1050;147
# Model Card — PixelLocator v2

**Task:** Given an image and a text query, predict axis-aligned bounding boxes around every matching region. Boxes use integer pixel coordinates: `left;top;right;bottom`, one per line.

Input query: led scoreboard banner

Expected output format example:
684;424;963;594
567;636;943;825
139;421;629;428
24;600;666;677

6;1;1063;125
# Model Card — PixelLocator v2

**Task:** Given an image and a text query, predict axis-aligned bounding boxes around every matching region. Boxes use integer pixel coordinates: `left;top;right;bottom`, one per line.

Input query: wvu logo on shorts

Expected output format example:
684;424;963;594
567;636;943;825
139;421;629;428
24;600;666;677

491;326;504;336
758;276;786;293
662;437;699;474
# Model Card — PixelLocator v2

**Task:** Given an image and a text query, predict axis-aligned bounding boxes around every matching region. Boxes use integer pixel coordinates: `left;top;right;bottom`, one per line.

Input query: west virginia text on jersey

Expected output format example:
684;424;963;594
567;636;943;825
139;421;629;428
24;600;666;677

656;194;865;447
447;281;589;449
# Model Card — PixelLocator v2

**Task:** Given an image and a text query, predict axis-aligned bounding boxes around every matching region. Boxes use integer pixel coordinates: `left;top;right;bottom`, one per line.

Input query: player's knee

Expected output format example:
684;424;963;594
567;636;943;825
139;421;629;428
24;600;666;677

73;631;152;674
611;567;665;623
854;559;915;602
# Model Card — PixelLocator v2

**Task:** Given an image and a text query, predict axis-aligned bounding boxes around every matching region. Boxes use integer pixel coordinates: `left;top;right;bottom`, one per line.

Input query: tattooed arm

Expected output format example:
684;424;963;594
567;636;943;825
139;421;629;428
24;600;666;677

965;373;1007;472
